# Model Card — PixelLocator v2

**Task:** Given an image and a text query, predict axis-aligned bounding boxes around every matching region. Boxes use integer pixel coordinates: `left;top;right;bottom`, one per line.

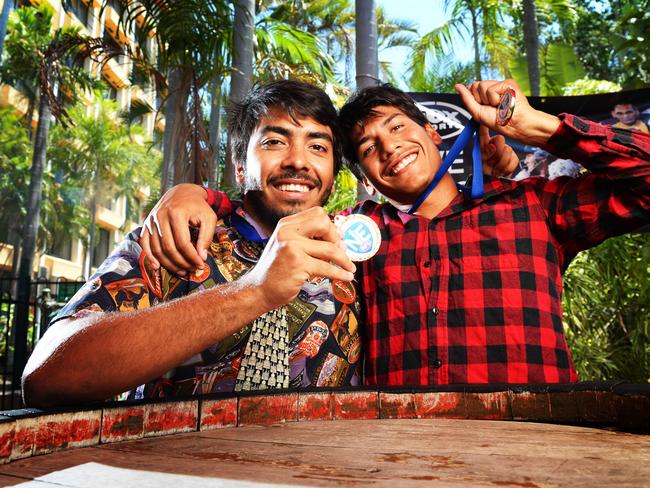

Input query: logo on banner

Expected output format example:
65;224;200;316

415;101;471;140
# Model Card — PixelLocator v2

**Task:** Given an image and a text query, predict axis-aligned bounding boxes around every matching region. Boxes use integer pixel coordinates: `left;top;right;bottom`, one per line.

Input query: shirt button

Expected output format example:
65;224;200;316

423;261;431;268
432;359;443;369
432;307;440;315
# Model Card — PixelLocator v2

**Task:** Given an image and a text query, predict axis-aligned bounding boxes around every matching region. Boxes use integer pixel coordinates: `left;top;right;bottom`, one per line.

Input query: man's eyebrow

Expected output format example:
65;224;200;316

307;131;333;143
260;125;291;136
356;112;402;148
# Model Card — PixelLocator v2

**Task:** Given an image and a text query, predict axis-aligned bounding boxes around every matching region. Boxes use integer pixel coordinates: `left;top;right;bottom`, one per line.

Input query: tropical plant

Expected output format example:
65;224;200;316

561;77;622;96
325;168;359;214
48;98;160;275
0;4;57;137
506;0;583;95
408;53;475;93
406;0;511;90
563;233;650;382
0;4;99;287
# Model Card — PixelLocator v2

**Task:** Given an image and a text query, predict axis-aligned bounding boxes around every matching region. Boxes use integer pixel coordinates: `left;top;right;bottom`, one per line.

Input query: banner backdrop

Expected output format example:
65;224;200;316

409;88;650;183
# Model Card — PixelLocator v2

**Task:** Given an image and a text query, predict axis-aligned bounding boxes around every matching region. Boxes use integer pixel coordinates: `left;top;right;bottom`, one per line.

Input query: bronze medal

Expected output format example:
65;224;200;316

497;87;516;126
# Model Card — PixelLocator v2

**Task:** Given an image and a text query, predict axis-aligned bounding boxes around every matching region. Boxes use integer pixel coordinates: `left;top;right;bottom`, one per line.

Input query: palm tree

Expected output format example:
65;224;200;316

407;0;511;87
48;98;160;275
522;0;541;96
0;5;54;138
506;0;581;95
8;7;102;385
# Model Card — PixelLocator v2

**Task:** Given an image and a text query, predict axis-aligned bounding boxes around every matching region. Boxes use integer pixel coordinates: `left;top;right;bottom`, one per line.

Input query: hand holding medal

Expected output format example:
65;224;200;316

455;80;561;148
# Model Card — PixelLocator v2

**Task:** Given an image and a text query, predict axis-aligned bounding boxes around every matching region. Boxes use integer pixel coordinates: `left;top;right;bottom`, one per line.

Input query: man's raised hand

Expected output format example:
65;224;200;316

240;207;356;311
456;79;561;148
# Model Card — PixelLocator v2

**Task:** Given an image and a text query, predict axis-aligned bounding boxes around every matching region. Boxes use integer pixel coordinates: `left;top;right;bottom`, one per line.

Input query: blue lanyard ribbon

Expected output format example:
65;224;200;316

408;120;484;214
231;212;268;243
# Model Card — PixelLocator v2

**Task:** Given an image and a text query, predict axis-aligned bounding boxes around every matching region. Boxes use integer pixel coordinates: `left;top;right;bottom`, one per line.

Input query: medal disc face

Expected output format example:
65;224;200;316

335;214;381;262
497;88;516;126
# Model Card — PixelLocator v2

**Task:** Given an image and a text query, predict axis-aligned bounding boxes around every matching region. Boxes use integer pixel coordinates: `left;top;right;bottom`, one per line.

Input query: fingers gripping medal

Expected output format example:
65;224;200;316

334;214;381;262
496;87;516;126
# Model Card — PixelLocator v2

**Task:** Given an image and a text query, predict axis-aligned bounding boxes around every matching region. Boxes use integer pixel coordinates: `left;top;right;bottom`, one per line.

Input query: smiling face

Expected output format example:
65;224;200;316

238;106;335;233
351;105;443;203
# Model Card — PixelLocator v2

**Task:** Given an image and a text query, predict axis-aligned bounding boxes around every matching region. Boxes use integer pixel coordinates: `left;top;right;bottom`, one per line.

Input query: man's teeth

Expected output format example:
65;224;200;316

277;183;310;192
391;153;417;175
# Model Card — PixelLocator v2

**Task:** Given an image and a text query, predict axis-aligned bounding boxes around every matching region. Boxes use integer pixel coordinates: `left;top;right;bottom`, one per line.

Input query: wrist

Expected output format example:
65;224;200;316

521;110;561;147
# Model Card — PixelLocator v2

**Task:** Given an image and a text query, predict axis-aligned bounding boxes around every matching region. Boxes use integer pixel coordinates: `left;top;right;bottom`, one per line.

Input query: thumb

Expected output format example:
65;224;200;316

455;83;482;121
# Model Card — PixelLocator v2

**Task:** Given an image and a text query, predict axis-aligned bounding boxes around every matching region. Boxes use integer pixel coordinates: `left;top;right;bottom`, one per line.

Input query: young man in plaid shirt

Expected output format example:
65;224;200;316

141;79;650;386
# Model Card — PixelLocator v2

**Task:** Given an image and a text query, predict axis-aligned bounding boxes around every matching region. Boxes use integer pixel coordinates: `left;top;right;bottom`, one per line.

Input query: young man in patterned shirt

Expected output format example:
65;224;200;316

22;80;360;407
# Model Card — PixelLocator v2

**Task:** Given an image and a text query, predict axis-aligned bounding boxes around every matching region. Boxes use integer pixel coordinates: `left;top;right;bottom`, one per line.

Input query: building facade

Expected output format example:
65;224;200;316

0;0;159;280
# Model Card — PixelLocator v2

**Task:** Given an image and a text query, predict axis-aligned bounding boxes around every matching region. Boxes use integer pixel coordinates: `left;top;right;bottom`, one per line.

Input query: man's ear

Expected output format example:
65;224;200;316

360;175;377;196
235;162;245;186
424;123;443;145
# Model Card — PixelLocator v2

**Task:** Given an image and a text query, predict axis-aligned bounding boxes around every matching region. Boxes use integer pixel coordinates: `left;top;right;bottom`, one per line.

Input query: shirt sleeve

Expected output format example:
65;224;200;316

205;188;235;218
538;114;650;260
49;231;163;326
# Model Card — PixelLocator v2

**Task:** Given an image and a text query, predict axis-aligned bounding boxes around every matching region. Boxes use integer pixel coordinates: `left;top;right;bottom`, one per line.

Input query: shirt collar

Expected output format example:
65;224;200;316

380;175;519;222
230;205;269;243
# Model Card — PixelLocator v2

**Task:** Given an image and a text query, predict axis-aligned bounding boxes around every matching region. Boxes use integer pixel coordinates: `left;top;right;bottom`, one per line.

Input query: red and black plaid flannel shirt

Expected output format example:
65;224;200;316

208;114;650;386
346;114;650;386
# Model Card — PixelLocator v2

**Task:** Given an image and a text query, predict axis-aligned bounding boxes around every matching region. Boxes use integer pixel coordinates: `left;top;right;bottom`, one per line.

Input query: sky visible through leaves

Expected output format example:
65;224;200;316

378;0;473;89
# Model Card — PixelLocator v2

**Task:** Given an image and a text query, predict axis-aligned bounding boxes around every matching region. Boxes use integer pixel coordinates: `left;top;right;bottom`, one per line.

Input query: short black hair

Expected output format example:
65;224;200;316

228;80;343;176
339;83;428;178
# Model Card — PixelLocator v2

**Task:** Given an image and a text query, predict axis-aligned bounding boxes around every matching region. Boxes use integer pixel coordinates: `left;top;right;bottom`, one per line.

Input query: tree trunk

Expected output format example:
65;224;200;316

355;0;379;202
13;94;51;388
208;78;222;189
84;198;97;279
26;95;35;141
469;1;482;81
522;0;541;96
160;68;190;193
0;0;13;60
224;0;255;188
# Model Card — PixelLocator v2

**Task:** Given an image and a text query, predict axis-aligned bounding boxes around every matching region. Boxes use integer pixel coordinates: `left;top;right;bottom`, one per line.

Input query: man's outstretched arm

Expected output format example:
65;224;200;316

22;207;355;407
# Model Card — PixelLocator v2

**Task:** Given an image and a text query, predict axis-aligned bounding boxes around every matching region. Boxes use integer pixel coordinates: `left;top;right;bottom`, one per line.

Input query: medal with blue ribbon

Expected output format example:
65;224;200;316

408;119;484;214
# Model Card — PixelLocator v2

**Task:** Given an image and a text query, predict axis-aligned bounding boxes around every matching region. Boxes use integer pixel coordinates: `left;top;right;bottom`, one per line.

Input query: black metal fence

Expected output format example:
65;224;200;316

0;277;85;410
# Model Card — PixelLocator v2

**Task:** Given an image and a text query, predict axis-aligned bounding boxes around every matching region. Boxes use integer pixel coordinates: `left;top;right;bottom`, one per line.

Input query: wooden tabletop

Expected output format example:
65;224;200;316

1;418;648;487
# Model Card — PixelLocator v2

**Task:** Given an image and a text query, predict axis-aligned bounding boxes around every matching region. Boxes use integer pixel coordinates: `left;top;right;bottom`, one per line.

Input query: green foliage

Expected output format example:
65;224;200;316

48;98;161;232
572;0;650;89
509;43;586;95
0;107;86;251
0;108;32;230
325;168;358;214
0;4;54;101
563;234;650;382
612;0;650;88
408;53;475;93
561;78;622;95
254;18;335;84
407;0;512;86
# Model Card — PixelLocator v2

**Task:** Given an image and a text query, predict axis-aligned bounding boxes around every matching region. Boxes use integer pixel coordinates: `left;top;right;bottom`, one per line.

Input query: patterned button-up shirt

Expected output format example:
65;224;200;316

52;205;362;400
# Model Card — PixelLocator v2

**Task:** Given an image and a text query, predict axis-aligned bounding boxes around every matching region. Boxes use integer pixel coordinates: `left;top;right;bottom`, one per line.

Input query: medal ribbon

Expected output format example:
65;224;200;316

408;119;484;214
231;212;268;243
